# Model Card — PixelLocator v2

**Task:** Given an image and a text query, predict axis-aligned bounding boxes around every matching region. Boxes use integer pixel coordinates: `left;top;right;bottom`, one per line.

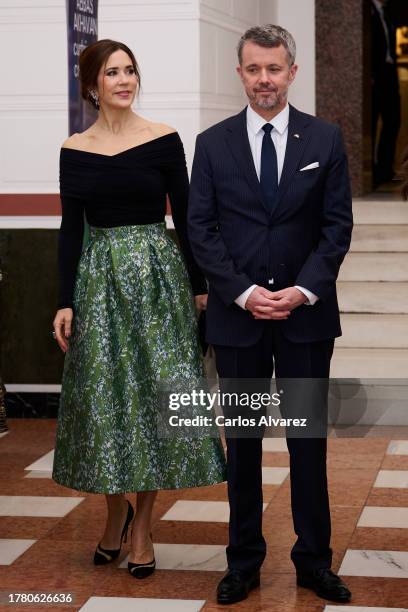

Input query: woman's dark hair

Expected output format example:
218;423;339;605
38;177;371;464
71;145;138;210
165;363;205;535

79;39;141;109
401;146;408;200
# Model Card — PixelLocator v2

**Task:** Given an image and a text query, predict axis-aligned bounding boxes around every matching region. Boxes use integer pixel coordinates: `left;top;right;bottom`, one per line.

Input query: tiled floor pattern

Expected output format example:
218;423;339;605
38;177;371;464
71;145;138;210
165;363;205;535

80;598;206;611
1;420;408;611
0;538;37;565
374;470;408;488
119;544;227;572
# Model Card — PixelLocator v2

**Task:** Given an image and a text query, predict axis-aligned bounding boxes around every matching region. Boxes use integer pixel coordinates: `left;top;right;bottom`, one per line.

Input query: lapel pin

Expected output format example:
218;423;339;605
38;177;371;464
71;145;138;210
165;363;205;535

293;133;300;139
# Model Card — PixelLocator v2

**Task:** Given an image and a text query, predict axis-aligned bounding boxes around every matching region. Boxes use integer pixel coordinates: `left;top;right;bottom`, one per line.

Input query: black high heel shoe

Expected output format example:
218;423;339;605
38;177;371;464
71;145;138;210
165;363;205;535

128;558;156;579
128;532;155;579
94;499;134;565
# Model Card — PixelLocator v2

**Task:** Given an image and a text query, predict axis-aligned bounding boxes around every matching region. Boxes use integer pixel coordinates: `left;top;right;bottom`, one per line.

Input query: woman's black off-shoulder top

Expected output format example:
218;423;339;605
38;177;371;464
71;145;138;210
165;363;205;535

58;132;207;308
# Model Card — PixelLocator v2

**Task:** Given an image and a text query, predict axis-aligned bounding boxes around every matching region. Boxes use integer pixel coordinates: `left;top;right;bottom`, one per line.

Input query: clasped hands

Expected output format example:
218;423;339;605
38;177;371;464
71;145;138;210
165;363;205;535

245;286;307;319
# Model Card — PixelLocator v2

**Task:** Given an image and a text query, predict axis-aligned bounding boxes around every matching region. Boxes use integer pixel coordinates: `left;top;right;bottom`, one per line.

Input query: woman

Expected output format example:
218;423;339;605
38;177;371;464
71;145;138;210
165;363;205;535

52;39;226;578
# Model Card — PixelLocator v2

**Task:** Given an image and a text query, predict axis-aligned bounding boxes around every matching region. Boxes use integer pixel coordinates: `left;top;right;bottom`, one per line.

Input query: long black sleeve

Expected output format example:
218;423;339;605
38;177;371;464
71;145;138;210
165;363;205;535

57;153;85;309
163;136;208;296
58;195;84;309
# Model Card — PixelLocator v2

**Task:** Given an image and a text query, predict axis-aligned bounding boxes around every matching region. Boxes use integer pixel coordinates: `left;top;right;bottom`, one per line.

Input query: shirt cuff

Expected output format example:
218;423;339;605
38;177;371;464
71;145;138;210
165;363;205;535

235;285;258;309
295;285;319;306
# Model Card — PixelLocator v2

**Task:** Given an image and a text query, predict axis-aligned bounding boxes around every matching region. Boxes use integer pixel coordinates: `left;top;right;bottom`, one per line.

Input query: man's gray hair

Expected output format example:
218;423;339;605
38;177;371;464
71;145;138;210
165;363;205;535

237;24;296;66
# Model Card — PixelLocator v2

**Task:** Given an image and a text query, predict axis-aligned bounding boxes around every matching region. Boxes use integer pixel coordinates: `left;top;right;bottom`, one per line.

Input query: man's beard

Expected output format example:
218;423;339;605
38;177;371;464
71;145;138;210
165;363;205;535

250;89;286;110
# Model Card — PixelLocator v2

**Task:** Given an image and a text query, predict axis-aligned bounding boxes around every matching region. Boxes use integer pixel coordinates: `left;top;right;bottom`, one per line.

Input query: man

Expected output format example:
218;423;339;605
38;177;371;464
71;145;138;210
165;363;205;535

188;25;353;605
371;0;400;186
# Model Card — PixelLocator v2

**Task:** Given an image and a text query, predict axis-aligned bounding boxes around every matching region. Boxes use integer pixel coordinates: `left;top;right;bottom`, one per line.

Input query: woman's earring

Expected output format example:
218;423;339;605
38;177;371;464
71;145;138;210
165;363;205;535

89;89;100;109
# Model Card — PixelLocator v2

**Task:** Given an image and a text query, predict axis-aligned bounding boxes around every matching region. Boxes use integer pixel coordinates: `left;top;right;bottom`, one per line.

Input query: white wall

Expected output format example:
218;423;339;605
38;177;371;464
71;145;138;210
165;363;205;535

0;1;67;194
0;0;316;194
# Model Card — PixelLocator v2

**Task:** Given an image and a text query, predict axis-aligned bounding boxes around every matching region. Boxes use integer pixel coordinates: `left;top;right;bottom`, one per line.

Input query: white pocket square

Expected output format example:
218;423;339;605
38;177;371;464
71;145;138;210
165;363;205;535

300;161;319;171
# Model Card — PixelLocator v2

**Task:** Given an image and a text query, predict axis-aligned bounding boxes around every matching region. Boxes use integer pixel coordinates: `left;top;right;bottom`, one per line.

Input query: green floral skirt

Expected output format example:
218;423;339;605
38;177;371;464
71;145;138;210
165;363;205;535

52;223;226;493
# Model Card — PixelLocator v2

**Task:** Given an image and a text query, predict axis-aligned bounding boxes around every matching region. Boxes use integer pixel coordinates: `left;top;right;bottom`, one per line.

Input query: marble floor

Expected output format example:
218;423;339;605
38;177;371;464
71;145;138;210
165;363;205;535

1;420;408;611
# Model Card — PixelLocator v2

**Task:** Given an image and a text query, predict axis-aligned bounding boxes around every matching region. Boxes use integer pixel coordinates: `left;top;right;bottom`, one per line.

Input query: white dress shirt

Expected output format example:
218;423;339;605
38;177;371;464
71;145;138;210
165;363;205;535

234;104;318;309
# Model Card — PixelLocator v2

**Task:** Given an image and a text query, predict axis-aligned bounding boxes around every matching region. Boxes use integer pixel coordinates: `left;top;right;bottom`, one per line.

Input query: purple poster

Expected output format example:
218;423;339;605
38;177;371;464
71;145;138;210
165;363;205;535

66;0;99;135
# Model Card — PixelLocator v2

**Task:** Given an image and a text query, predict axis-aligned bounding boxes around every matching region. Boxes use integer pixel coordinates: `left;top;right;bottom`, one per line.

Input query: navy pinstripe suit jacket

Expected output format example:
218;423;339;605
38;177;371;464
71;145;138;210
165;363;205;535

187;105;353;347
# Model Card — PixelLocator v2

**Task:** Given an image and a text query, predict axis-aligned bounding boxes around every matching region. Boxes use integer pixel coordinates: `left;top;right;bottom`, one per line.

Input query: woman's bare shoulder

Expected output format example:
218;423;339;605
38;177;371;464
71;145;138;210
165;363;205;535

61;130;93;151
149;122;177;138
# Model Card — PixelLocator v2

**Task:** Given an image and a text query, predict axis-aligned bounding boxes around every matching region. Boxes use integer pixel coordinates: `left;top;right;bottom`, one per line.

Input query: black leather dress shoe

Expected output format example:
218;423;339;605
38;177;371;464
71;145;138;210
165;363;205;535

297;568;351;602
217;569;260;605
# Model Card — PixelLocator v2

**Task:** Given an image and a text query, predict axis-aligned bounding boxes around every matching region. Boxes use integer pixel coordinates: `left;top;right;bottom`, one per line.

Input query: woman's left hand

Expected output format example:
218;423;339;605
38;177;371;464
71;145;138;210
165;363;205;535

195;294;208;311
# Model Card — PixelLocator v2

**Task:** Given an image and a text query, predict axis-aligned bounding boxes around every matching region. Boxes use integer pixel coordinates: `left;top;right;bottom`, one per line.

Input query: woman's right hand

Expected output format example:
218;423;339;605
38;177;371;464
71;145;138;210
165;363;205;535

53;308;73;353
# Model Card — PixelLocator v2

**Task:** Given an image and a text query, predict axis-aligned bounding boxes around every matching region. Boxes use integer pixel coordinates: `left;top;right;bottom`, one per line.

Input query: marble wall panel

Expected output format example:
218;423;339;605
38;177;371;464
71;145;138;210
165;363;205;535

316;0;372;195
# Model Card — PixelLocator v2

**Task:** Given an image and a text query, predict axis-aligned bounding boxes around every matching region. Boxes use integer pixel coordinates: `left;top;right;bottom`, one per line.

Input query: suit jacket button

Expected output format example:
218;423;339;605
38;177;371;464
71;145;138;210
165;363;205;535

268;278;274;285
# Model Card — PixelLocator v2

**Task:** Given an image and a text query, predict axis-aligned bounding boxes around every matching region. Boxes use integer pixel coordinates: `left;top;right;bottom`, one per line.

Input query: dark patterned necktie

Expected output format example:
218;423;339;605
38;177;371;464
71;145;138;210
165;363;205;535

260;123;278;212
